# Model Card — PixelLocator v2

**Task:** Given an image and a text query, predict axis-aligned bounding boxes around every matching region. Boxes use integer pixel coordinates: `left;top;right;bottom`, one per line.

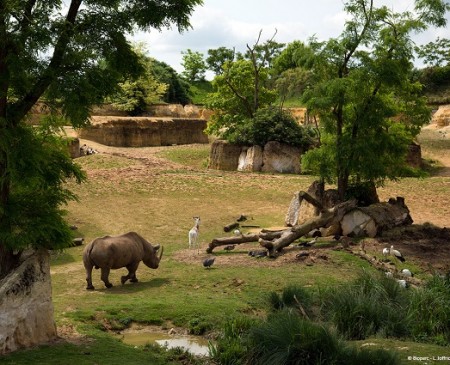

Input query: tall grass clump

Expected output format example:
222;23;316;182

245;310;400;365
208;316;258;365
320;270;411;340
408;273;450;345
268;285;313;317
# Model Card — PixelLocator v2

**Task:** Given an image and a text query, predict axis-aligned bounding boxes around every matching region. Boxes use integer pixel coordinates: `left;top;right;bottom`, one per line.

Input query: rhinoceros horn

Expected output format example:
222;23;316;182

157;245;164;261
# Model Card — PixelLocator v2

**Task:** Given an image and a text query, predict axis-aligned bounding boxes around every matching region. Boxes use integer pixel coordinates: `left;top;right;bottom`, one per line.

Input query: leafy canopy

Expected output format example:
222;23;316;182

297;0;449;199
0;0;202;274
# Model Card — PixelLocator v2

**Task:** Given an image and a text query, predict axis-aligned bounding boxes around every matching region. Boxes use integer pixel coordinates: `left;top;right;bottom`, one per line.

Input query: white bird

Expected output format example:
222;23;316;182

396;279;407;288
390;245;405;262
401;268;413;277
382;247;390;257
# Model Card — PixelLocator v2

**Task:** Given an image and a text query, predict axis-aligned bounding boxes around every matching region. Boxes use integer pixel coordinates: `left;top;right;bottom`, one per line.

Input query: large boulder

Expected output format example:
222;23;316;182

261;141;302;174
237;146;263;172
0;250;57;354
208;140;242;171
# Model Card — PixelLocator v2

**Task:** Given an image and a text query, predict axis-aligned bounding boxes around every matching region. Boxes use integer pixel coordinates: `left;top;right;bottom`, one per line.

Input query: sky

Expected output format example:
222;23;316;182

131;0;450;76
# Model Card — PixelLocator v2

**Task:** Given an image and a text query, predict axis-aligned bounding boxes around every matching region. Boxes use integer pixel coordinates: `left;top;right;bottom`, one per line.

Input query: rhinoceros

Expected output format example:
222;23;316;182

83;231;163;290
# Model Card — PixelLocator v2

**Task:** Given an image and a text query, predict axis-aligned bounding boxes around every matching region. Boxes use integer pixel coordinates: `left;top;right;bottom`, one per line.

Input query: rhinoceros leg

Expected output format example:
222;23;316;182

121;263;140;285
101;267;113;288
84;262;95;290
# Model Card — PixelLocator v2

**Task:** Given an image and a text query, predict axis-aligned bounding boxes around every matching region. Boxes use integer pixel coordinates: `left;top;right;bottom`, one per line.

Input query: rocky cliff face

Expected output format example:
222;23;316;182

209;140;302;174
0;250;57;354
79;117;209;147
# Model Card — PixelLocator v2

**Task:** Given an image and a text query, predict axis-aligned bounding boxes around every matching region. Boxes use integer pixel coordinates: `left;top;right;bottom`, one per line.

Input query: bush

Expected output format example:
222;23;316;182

320;271;411;340
246;310;399;365
408;274;450;345
227;106;315;149
208;316;257;365
268;285;313;318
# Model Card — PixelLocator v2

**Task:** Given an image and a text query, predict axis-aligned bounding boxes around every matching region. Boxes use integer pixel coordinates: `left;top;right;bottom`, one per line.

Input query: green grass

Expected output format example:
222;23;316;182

189;80;213;104
3;128;450;364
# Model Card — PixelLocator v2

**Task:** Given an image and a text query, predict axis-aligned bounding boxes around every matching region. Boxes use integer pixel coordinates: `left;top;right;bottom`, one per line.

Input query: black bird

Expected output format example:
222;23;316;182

248;250;267;257
203;257;215;268
254;251;267;258
333;234;341;241
237;214;247;222
224;245;236;251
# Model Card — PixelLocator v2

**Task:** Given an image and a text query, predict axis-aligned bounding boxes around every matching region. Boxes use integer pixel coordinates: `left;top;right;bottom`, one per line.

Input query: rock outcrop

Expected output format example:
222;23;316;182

432;104;450;127
209;140;242;170
79;117;209;147
0;250;57;354
210;140;302;174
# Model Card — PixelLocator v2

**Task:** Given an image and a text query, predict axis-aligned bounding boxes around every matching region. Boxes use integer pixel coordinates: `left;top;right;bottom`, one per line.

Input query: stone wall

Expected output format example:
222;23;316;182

79;117;209;147
209;140;302;174
0;250;57;354
432;104;450;127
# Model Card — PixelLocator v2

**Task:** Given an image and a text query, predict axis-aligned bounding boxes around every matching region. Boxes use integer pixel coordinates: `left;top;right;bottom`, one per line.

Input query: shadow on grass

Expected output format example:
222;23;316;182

97;277;170;294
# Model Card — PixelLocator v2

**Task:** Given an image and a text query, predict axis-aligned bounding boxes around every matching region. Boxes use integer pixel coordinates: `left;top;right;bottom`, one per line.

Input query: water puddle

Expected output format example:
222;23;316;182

117;329;210;357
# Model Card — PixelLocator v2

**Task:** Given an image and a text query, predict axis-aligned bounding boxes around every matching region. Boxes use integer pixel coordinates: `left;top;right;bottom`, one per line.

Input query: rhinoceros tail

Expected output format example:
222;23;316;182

85;242;100;270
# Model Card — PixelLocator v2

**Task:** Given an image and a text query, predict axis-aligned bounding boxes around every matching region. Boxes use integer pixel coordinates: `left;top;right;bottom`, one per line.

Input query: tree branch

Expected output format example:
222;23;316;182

10;0;82;125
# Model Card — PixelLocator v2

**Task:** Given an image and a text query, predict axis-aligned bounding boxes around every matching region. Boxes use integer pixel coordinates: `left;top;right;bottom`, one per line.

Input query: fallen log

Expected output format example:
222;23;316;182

223;222;240;232
206;233;259;253
259;199;358;255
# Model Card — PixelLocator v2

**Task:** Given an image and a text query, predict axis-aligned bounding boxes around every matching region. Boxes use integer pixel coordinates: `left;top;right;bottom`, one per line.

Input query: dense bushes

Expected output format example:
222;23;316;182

226;106;315;149
209;271;450;365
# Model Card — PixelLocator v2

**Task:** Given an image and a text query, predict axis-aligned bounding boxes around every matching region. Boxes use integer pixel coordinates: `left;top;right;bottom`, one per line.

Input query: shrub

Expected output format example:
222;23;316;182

246;310;400;365
320;271;411;340
227;106;315;149
408;274;450;345
208;316;257;365
268;285;313;318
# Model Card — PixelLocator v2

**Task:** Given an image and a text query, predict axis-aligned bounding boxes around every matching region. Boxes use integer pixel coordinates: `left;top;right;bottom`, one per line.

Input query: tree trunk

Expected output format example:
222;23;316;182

206;233;259;253
259;199;358;255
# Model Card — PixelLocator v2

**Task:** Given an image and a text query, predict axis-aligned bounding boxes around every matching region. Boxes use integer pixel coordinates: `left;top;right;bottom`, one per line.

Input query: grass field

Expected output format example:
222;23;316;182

2;127;450;365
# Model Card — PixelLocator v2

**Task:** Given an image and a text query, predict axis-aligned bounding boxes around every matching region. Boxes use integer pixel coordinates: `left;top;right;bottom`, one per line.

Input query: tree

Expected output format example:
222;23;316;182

0;0;202;278
206;46;235;75
299;0;449;201
151;59;191;105
110;45;168;115
205;31;282;139
416;37;450;67
181;49;207;82
205;58;277;139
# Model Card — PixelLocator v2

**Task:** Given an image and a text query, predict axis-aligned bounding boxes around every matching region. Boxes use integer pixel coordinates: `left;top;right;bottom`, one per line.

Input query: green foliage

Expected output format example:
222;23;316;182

151;59;191;105
189;80;213;105
226;107;315;148
109;44;168;115
296;0;448;199
181;49;207;82
408;274;450;345
415;37;450;67
205;59;277;138
246;310;400;365
0;121;85;251
206;47;235;76
0;0;203;273
321;271;411;340
208;316;257;365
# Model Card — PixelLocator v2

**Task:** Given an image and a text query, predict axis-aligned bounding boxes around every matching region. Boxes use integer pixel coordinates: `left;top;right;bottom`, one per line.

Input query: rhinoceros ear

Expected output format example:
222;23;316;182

153;244;160;251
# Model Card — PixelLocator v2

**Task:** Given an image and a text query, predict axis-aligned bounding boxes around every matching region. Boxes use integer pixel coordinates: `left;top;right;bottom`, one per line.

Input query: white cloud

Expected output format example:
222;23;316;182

130;0;450;73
